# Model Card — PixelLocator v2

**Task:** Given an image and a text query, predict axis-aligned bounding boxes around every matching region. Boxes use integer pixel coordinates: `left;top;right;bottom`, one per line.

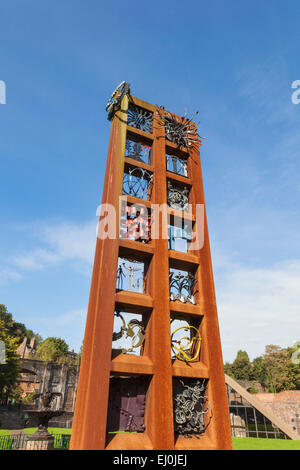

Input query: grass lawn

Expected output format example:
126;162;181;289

232;437;300;450
1;429;299;449
0;427;71;436
23;427;72;435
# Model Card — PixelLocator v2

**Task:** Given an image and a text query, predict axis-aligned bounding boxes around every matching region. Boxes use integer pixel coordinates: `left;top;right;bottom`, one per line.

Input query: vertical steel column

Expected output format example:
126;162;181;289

70;96;128;450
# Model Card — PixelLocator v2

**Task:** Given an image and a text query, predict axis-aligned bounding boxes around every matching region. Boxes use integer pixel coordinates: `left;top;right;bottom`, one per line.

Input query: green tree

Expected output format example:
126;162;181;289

251;356;267;384
34;337;69;363
0;319;20;400
224;361;234;377
0;304;41;346
287;344;300;390
262;345;295;393
231;350;252;380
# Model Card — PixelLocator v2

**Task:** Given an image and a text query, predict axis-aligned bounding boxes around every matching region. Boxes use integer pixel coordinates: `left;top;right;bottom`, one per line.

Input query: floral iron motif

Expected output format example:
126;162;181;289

173;379;211;436
106;81;131;121
171;324;201;362
167;181;190;211
123;167;153;200
156;107;204;151
128;104;153;133
169;271;196;304
112;312;145;354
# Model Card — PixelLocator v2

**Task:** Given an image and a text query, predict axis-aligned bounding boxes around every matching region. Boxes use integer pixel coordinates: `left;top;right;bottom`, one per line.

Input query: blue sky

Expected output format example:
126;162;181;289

1;0;300;361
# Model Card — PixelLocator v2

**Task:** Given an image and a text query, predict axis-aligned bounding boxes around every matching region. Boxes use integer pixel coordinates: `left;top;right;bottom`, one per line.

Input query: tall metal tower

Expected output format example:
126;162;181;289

70;83;232;450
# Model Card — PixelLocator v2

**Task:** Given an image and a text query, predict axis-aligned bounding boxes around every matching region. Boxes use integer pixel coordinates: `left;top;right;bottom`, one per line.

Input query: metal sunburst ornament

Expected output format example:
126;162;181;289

156;107;204;151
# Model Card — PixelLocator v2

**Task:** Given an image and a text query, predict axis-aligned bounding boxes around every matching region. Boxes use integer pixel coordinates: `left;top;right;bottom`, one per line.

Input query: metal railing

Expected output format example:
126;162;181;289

0;433;71;450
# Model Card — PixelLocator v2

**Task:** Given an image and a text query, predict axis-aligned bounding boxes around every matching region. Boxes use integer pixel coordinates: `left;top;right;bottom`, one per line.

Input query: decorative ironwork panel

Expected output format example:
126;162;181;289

125;137;151;164
120;203;151;242
116;258;144;293
156;107;204;151
107;377;148;433
167;181;190;211
170;319;201;362
168;223;192;252
169;269;196;304
123;167;153;200
173;379;210;436
128;104;153;133
166;154;188;177
112;311;145;355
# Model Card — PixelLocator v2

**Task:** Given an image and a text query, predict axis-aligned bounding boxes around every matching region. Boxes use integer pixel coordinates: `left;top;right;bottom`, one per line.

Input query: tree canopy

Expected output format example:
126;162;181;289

0;319;20;400
34;337;72;364
225;343;300;393
0;304;41;345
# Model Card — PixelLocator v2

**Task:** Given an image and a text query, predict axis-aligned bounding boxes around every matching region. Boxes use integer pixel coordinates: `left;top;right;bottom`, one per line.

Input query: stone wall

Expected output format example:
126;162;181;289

0;358;79;430
255;391;300;435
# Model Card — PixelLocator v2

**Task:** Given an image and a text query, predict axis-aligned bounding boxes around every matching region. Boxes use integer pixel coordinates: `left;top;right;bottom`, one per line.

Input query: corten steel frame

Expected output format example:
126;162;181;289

70;94;233;450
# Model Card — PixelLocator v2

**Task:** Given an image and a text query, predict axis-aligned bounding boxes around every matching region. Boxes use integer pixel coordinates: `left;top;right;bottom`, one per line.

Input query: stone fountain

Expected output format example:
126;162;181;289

25;391;64;450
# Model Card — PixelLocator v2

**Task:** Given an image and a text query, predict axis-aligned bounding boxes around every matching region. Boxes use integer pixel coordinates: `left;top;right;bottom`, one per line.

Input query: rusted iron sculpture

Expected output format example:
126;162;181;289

171;324;201;362
156;107;204;151
112;311;145;354
70;85;232;450
173;379;211;436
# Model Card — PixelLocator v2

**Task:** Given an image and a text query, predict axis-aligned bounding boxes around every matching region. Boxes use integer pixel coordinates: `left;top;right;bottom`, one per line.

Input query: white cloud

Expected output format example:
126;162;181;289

11;219;96;274
0;268;23;285
216;257;300;362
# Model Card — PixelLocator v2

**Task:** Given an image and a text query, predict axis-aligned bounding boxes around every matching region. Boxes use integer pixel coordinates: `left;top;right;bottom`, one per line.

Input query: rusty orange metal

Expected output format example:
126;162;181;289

70;94;232;450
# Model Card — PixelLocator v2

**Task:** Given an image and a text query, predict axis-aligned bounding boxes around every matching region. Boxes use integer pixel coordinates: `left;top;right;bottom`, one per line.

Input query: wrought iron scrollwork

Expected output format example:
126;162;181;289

169;271;196;304
167;181;190;211
128;104;153;133
106;81;131;121
173;379;211;436
156;107;204;151
171;324;201;362
123;167;153;200
112;312;145;354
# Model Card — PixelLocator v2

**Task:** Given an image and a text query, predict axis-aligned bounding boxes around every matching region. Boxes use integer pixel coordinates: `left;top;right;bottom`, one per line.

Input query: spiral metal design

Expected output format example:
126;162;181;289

128;104;153;133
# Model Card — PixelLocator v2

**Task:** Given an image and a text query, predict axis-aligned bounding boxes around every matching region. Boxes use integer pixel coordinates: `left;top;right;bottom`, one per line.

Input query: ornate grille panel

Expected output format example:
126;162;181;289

156;108;203;151
123;167;153;200
173;379;210;436
167;181;190;211
125;137;151;164
169;268;196;304
112;311;146;356
128;104;153;133
170;318;201;362
166;154;188;177
168;223;192;252
120;203;151;243
116;258;145;293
